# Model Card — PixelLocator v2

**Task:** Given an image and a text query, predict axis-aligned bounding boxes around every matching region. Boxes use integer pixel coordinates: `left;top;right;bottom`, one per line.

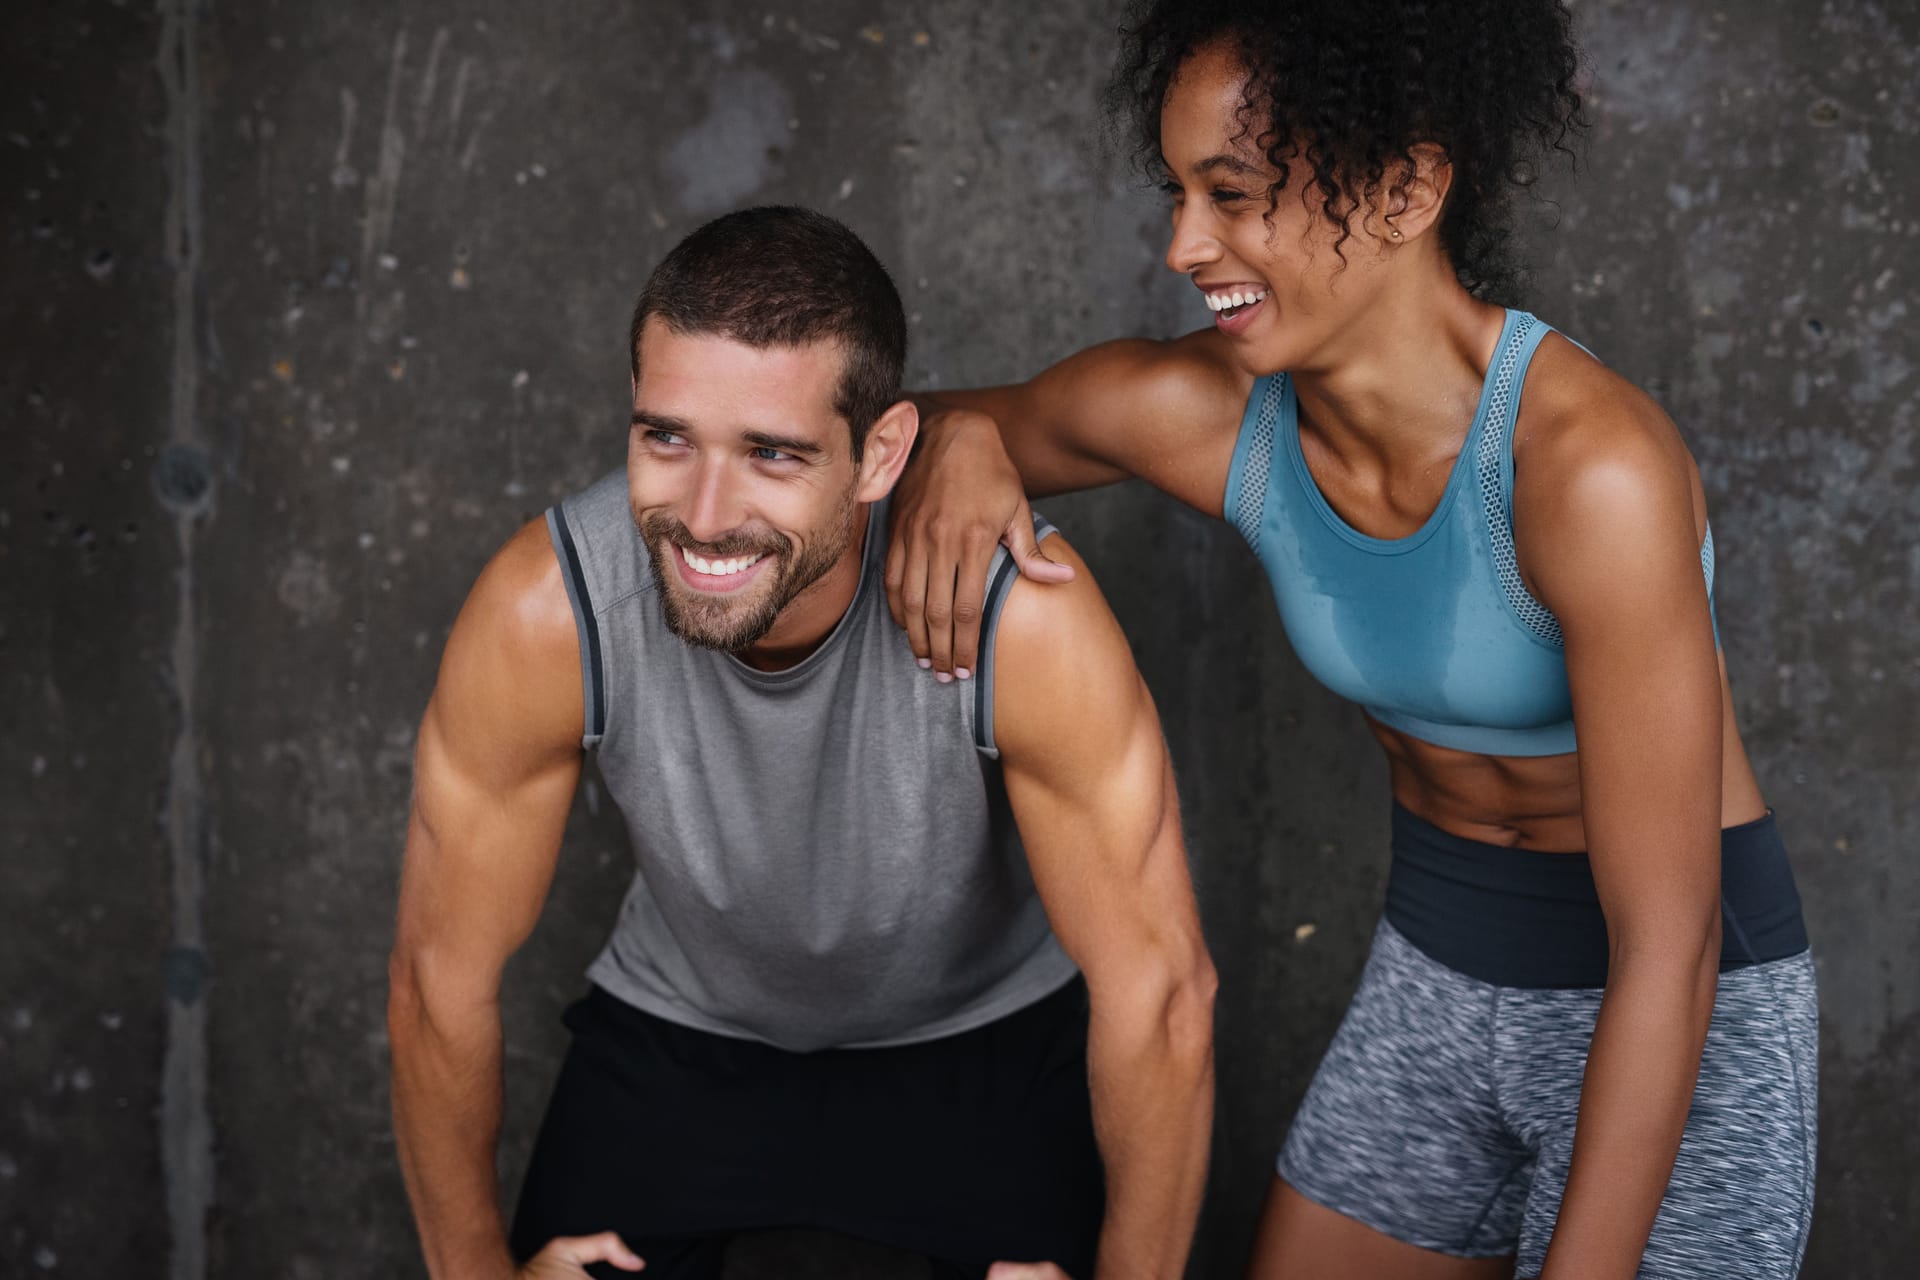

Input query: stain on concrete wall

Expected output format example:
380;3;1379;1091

2;1;1914;1277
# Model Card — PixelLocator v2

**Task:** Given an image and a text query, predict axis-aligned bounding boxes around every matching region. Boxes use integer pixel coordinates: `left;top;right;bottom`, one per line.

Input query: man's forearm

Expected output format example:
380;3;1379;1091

389;978;517;1280
1085;969;1216;1280
1539;947;1718;1278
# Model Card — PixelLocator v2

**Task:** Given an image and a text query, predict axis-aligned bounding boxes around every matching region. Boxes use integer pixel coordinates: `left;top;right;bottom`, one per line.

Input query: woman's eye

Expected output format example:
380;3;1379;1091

1210;188;1249;205
1158;178;1183;198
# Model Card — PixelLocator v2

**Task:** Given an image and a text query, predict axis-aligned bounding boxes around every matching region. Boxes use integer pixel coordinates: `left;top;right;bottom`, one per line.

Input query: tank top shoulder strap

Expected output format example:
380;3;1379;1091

545;469;653;750
547;503;608;747
971;511;1060;758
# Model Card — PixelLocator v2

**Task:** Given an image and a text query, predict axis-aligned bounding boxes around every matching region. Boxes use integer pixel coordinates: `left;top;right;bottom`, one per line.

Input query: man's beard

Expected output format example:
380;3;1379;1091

637;489;859;653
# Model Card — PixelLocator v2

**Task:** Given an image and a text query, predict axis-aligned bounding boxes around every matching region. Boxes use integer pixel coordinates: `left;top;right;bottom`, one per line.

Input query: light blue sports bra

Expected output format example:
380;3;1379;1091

1222;309;1716;757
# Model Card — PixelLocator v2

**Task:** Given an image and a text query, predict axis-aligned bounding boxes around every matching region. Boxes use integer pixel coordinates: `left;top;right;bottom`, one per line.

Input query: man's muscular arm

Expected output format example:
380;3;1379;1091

991;535;1218;1280
388;520;637;1280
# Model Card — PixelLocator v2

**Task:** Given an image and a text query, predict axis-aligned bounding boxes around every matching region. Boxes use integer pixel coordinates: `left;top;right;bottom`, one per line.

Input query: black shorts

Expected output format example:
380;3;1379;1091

509;980;1103;1280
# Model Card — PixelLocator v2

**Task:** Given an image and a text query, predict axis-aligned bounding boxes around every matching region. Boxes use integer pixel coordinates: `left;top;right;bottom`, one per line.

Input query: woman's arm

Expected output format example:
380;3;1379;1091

885;329;1247;674
1517;351;1725;1279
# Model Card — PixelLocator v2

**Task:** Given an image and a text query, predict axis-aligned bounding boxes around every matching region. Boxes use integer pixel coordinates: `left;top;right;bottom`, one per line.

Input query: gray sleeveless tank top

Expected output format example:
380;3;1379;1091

545;470;1076;1052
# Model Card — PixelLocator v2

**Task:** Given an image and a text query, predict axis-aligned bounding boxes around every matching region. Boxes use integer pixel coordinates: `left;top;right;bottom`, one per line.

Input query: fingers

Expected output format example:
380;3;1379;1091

986;1262;1071;1280
947;526;996;680
906;504;1070;679
1007;504;1075;586
543;1231;645;1272
897;534;933;668
924;520;1001;679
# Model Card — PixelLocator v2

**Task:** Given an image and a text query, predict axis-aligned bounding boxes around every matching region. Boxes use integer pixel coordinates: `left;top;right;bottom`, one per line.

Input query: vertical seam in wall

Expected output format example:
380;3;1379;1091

157;2;212;1278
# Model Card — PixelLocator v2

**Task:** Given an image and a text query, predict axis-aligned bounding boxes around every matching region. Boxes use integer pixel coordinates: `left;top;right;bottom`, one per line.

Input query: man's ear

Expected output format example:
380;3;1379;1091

853;399;920;503
1376;141;1453;244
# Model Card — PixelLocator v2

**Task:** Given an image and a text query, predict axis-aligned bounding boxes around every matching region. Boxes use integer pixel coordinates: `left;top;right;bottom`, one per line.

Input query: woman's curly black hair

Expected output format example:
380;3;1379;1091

1110;0;1587;300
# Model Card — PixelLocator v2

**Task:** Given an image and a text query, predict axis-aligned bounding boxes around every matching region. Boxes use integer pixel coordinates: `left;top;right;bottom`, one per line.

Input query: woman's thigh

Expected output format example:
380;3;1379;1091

1249;1178;1516;1280
1275;923;1532;1260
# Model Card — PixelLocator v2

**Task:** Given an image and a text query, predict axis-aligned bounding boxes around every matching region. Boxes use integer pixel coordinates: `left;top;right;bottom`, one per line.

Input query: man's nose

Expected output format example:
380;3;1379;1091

680;457;744;545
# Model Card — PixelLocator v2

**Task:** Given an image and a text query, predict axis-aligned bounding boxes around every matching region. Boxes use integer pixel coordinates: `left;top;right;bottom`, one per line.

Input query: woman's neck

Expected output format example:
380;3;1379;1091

1289;272;1507;464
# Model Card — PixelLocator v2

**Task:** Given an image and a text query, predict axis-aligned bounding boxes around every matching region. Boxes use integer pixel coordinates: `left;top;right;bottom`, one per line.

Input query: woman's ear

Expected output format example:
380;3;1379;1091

1377;142;1453;244
854;399;921;503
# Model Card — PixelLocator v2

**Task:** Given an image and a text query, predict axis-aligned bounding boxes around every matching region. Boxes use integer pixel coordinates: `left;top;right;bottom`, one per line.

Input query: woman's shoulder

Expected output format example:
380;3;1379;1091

1513;329;1698;503
1509;330;1711;599
1072;326;1256;427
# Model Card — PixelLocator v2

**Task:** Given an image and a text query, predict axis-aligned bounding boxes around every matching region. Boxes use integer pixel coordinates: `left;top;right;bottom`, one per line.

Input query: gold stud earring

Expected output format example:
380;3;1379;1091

1389;224;1403;241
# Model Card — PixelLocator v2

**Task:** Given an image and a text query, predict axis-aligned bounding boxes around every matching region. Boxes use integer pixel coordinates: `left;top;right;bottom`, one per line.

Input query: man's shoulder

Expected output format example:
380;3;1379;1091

427;515;586;760
463;518;581;680
983;532;1142;759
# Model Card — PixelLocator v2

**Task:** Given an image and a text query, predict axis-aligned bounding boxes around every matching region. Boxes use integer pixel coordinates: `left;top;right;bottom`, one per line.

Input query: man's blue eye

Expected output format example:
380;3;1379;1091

752;447;793;463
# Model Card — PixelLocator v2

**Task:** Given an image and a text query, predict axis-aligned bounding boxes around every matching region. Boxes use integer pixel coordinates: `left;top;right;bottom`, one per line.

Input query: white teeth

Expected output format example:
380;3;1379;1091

681;546;765;577
1204;288;1268;313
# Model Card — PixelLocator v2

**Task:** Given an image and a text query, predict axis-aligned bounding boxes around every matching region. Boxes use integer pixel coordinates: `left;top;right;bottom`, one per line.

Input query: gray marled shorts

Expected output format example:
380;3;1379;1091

1279;920;1819;1279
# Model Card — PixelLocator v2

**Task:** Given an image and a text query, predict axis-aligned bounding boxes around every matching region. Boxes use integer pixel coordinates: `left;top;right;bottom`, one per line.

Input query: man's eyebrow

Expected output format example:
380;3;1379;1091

631;409;693;434
741;430;825;457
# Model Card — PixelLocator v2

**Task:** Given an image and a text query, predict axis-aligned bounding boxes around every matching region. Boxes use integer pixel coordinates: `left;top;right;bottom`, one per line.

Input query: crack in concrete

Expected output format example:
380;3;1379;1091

355;27;411;341
157;2;212;1278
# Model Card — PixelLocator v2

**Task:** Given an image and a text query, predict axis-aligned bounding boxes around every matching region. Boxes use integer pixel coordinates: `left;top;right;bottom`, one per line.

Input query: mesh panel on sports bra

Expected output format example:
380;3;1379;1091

1474;315;1567;647
1233;375;1285;547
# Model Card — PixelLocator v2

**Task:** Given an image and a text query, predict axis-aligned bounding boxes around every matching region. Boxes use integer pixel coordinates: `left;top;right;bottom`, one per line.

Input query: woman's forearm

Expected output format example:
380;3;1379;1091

1538;936;1720;1278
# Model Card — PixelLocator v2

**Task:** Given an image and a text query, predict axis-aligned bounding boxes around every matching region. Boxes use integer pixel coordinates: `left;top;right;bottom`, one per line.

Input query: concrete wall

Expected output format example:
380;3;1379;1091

3;1;1914;1276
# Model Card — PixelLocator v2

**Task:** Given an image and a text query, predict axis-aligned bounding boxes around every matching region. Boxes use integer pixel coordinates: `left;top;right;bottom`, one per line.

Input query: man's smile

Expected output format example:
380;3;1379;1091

671;541;775;593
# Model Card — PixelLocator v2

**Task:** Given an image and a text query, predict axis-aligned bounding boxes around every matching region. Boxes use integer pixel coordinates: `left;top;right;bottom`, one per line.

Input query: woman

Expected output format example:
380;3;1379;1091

885;2;1815;1277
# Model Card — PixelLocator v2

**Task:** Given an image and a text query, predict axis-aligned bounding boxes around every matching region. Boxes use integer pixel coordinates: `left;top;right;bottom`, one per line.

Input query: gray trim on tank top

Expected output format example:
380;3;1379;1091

546;505;607;745
974;515;1059;758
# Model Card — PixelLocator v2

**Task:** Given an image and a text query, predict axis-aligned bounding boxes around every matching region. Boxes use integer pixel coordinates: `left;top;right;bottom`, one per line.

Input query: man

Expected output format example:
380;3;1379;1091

387;206;1216;1280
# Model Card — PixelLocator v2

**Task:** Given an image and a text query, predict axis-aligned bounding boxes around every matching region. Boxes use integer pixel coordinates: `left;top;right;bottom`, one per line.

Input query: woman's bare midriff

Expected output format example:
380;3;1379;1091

1370;659;1770;853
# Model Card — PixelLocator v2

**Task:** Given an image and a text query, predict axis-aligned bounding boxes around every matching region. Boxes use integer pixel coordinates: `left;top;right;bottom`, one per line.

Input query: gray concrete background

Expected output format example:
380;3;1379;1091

2;0;1914;1276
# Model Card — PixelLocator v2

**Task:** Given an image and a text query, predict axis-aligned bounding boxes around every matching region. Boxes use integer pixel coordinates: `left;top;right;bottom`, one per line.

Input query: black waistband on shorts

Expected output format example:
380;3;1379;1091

1383;803;1810;989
